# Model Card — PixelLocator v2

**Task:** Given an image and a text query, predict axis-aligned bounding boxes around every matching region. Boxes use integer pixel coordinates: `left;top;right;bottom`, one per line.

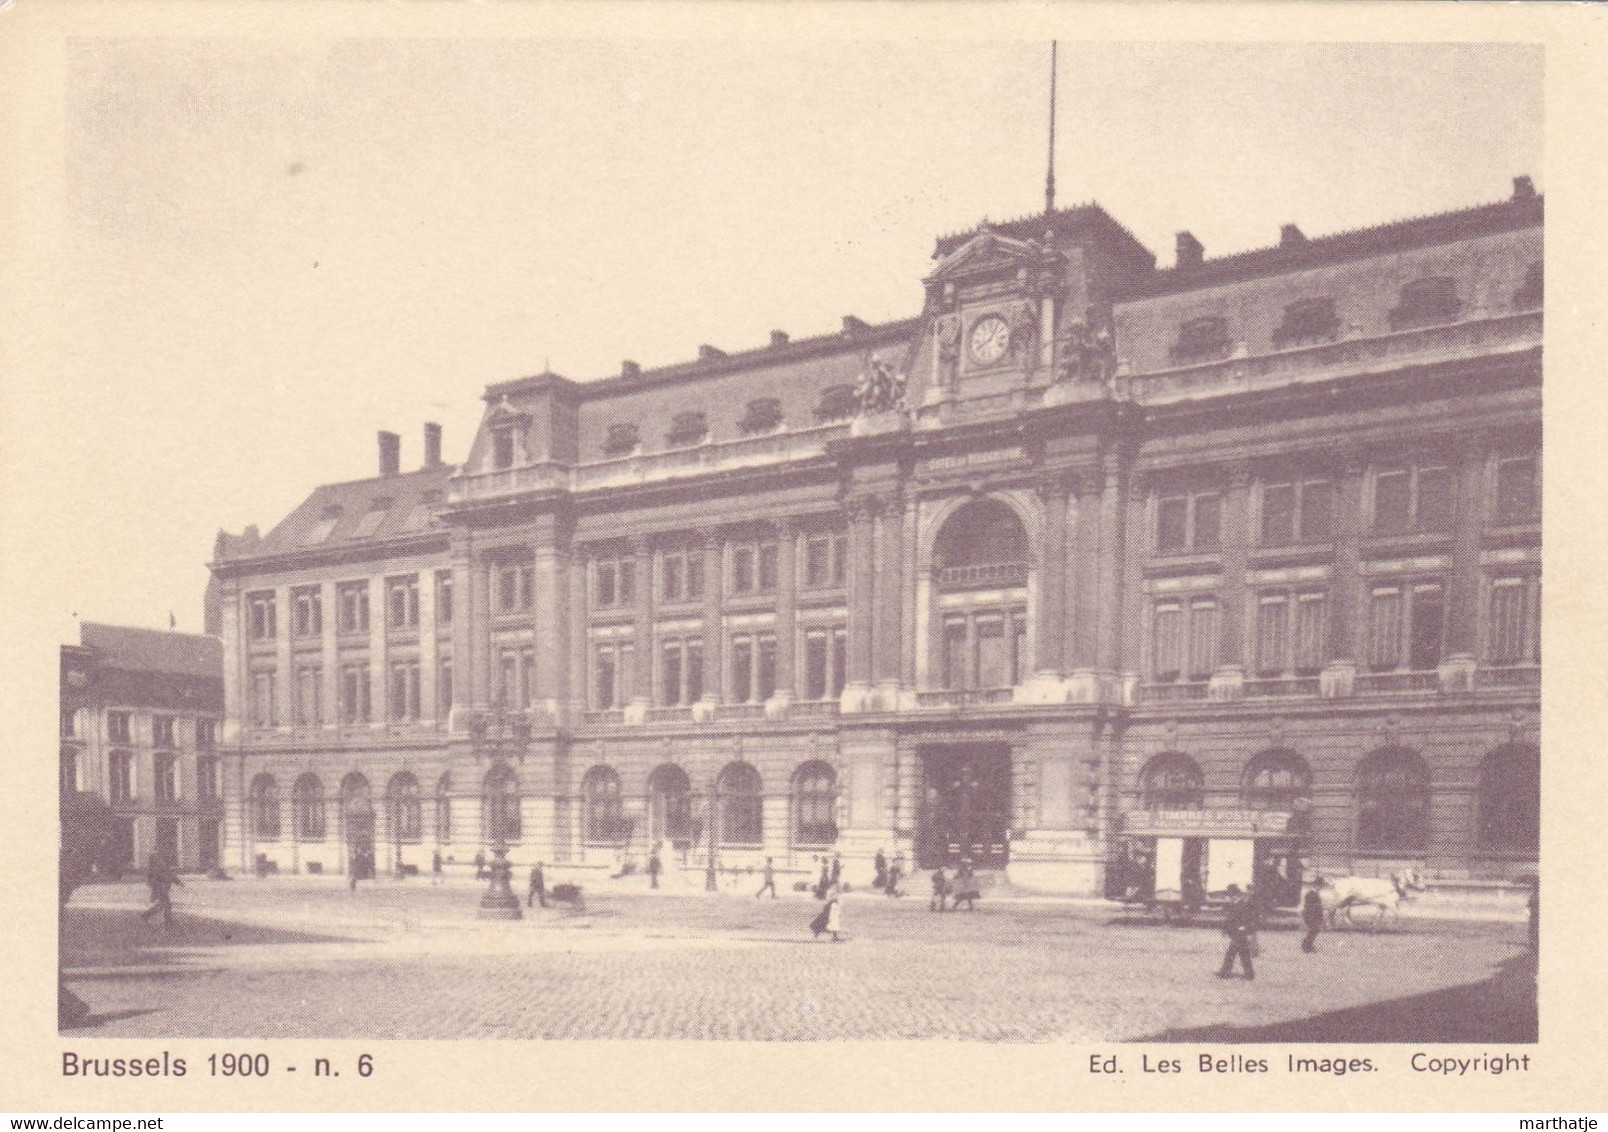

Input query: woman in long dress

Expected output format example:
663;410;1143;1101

824;887;843;942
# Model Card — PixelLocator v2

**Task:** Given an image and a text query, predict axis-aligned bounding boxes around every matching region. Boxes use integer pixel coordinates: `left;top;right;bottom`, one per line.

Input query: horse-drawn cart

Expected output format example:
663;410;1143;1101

1106;809;1305;924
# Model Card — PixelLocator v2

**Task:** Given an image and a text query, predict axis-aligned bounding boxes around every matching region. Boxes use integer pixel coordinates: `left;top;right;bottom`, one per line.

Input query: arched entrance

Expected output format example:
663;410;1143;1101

916;744;1011;869
646;763;693;851
340;773;375;879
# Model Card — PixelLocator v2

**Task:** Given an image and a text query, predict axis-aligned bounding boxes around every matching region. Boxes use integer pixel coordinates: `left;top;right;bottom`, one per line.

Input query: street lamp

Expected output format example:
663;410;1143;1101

470;701;528;920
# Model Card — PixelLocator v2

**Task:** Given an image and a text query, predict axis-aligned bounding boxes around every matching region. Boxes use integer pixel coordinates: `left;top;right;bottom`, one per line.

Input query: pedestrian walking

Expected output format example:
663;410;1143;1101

431;849;443;885
349;850;362;891
814;858;830;900
648;845;662;889
756;857;777;899
527;861;548;908
1216;884;1257;980
873;848;888;891
474;850;487;880
953;859;980;911
929;865;949;912
830;853;843;889
886;856;904;897
139;853;182;929
825;888;843;942
1300;888;1324;953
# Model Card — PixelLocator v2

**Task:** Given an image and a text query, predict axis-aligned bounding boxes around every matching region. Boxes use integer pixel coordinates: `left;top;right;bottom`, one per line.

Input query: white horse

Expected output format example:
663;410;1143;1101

1314;868;1426;930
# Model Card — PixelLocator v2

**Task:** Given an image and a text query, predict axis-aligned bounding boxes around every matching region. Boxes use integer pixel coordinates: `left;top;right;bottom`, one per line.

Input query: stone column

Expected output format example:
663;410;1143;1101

1034;473;1069;681
1321;455;1364;698
368;574;388;723
1066;471;1099;701
900;499;920;690
273;585;293;728
469;552;492;709
700;531;724;714
449;529;474;727
419;569;437;723
770;518;796;715
875;491;905;704
629;535;654;718
1440;438;1486;691
1210;461;1250;699
569;544;589;719
320;580;339;729
1094;450;1125;697
533;515;569;722
842;496;877;710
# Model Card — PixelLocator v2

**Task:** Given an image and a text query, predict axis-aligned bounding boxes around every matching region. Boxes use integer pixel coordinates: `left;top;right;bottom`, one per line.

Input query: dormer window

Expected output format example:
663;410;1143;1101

666;411;708;447
1389;277;1461;331
814;384;856;423
492;429;516;470
738;398;783;435
1170;317;1233;365
1513;262;1542;311
1271;297;1340;349
603;423;640;458
352;497;392;538
302;505;342;545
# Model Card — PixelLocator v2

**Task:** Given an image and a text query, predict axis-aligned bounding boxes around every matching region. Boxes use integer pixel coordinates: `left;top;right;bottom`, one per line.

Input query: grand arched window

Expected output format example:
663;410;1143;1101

435;773;452;843
582;765;628;844
1140;753;1204;810
717;762;763;847
1477;744;1539;855
792;761;838;845
647;763;692;846
482;766;522;843
932;498;1031;691
250;774;281;840
387;772;422;843
1356;747;1430;854
1241;750;1312;812
293;773;326;841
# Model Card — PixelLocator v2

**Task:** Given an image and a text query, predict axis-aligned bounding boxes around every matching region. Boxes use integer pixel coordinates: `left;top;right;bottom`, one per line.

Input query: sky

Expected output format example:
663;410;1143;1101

33;37;1542;642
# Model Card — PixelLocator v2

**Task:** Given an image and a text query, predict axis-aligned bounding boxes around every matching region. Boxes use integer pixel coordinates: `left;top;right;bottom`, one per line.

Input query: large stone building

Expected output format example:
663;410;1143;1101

208;178;1541;895
60;623;225;874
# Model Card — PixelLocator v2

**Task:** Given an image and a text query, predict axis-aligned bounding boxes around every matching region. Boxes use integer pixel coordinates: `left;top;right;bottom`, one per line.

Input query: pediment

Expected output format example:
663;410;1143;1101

927;228;1054;284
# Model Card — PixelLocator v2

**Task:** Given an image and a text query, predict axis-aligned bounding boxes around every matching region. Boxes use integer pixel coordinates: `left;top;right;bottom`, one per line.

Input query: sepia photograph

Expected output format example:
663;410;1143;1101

43;32;1547;1049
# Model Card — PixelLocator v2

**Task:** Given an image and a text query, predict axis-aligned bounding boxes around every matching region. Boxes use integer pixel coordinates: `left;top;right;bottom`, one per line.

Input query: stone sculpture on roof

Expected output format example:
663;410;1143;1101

855;354;908;417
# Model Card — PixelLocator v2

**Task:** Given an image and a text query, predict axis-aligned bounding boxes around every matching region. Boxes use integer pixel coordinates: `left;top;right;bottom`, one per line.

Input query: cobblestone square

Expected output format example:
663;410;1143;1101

61;876;1536;1042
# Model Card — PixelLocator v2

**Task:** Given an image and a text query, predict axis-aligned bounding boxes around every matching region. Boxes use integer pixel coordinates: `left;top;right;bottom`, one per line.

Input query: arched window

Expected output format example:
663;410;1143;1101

387;772;422;843
792;761;838;845
482;765;522;843
1140;753;1204;810
1477;744;1539;855
435;773;452;844
1241;750;1312;812
647;763;692;846
933;498;1029;579
250;774;280;841
582;766;628;844
1356;747;1430;854
717;762;763;846
293;773;326;841
339;773;373;851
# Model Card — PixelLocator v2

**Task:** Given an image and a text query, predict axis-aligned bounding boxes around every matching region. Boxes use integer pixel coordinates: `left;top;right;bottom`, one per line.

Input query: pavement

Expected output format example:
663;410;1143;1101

60;875;1537;1042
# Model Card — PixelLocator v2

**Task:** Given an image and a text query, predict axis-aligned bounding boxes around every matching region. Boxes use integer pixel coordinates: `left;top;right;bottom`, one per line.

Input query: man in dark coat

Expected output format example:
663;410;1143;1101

873;849;888;891
1300;888;1324;953
647;847;662;889
527;861;547;908
139;854;182;929
755;857;777;899
474;850;487;880
1217;884;1256;979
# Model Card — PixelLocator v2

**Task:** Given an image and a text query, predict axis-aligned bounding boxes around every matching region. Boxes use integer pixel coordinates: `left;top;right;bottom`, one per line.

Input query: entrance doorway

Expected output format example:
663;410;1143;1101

198;819;221;872
916;745;1012;869
154;819;179;867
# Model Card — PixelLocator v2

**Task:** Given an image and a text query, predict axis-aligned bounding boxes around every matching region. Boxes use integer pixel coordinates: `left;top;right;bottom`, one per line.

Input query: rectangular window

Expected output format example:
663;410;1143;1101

595;646;617;709
252;670;277;728
338;583;370;633
1256;595;1289;677
195;719;216;749
805;537;831;587
500;651;518;708
519;566;535;611
498;566;517;613
196;755;219;801
731;638;754;701
390;661;421;720
1409;583;1445;670
110;751;134;803
1495;455;1539;524
687;554;705;600
293;586;322;638
1152;602;1183;680
340;664;371;723
976;616;1007;689
756;634;778;700
596;561;617;607
436;571;454;624
618;642;635;704
493;429;515;470
1261;483;1295;546
1012;612;1028;686
1488;578;1529;664
108;710;131;744
1367;587;1404;671
1187;599;1218;680
758;544;779;592
661;641;683;705
152;716;175;748
438;658;454;717
388;575;420;629
295;665;322;726
1294;592;1327;674
1374;470;1410;534
662;553;684;602
805;631;828;699
155;754;179;804
618;561;635;606
248;592;277;640
1156;497;1188;553
831;628;848;698
685;640;704;703
732;547;755;594
943;617;969;690
521;648;536;708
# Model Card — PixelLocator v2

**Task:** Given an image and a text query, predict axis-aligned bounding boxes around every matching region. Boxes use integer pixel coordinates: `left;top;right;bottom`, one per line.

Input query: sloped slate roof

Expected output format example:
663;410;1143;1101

80;622;221;681
244;464;454;559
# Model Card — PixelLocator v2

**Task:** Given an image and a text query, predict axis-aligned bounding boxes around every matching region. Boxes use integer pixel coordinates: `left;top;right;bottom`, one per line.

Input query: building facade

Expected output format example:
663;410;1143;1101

209;179;1541;894
60;623;225;874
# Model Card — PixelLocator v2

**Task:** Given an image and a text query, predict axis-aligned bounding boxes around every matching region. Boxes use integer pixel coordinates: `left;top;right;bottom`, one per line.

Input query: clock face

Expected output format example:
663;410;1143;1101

969;315;1011;365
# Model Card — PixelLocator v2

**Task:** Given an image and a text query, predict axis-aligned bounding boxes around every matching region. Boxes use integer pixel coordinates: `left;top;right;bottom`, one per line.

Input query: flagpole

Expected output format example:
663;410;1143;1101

1045;40;1058;215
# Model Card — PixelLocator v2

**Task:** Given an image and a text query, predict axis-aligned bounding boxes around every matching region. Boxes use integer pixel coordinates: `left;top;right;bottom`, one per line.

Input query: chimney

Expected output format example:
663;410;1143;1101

621;359;642;380
423;422;443;468
1279;224;1306;248
378;430;400;476
769;329;790;348
842;314;870;335
1512;174;1536;200
1175;231;1204;269
698;344;727;361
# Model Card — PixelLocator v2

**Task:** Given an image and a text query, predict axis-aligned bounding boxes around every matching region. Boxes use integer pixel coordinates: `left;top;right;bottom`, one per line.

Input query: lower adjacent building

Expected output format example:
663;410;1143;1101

208;181;1542;896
